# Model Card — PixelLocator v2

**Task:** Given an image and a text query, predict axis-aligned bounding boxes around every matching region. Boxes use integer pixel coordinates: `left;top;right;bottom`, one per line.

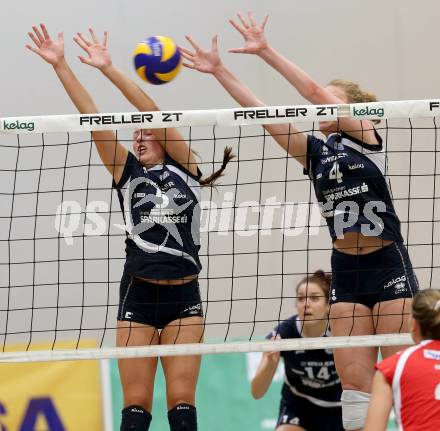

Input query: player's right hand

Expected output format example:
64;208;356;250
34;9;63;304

26;24;65;66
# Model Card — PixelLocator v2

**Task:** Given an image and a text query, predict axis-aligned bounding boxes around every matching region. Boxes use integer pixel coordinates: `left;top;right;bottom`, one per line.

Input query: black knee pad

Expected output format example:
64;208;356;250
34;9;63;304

167;403;197;431
120;405;152;431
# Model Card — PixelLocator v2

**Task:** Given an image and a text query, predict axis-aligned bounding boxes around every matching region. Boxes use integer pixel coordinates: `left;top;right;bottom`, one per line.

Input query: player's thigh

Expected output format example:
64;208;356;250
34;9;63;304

117;320;160;409
276;426;305;431
374;298;413;358
329;302;377;391
160;316;204;408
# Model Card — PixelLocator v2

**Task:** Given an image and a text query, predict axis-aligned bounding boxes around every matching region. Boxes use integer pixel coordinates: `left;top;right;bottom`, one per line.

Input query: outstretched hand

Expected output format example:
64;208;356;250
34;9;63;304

74;28;111;71
26;24;64;66
229;11;269;54
180;35;222;74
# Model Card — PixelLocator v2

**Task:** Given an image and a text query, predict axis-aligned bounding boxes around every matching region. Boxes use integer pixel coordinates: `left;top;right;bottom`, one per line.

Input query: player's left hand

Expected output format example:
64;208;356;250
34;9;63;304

228;11;269;55
180;35;222;74
74;28;111;71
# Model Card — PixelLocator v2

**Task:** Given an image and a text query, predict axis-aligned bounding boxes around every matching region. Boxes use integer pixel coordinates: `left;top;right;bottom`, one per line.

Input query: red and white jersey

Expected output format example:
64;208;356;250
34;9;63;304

376;339;440;430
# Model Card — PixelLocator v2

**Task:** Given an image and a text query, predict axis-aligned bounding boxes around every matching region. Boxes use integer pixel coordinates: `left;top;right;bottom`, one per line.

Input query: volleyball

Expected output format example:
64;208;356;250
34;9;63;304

133;36;182;85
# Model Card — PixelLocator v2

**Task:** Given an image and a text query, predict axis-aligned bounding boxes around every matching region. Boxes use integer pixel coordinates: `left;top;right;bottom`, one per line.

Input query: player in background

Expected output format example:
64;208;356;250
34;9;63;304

365;289;440;431
252;271;343;431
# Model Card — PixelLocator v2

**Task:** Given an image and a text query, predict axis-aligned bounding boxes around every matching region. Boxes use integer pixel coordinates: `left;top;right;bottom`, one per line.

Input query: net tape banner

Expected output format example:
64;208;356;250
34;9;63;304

0;334;413;363
1;100;439;134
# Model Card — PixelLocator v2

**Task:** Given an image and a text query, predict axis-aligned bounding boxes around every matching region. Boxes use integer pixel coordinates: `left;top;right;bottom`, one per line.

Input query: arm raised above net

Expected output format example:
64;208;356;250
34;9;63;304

181;35;308;168
74;29;198;176
26;24;127;183
228;11;379;146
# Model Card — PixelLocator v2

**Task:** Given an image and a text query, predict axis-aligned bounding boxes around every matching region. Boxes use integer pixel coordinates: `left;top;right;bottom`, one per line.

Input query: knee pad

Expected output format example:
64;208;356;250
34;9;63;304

341;390;371;430
168;403;197;431
120;405;152;431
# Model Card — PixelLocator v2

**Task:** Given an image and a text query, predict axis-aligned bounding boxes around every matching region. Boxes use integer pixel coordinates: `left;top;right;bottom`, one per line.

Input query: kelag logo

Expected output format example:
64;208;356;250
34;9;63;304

351;106;384;118
3;120;35;132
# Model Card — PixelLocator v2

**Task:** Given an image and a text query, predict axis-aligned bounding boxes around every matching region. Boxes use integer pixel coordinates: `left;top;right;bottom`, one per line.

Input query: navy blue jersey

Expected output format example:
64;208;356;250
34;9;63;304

305;131;403;243
113;152;202;279
267;315;342;407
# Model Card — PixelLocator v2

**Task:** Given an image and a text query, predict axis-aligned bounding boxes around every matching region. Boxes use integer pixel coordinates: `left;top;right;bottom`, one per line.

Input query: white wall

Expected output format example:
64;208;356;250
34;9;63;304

1;0;439;117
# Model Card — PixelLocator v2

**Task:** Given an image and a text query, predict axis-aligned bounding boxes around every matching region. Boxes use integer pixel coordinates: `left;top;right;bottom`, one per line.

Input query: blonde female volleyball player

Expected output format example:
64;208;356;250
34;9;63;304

26;24;232;431
364;289;440;431
252;271;343;431
181;11;418;430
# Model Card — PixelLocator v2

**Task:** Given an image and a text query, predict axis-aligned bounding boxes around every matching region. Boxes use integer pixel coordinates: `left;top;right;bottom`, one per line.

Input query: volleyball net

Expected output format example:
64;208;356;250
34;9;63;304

0;100;438;363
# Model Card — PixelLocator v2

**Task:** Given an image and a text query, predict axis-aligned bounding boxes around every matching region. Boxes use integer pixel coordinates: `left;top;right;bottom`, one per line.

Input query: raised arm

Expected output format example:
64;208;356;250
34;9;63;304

229;12;379;145
363;371;393;431
74;29;197;176
26;24;127;183
180;35;308;168
250;343;280;399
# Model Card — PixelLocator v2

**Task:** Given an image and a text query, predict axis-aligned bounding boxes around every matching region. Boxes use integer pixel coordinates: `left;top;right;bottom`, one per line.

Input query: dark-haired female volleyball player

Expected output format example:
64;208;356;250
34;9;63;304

27;24;232;431
252;271;343;431
365;289;440;431
181;11;418;430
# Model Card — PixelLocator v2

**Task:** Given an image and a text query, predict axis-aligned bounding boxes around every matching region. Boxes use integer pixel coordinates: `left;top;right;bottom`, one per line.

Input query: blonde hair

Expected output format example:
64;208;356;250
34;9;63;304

327;79;378;104
412;290;440;340
328;79;380;125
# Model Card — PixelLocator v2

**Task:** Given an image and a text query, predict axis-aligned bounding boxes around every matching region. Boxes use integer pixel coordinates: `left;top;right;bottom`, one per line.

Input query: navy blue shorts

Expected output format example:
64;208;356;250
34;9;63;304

330;242;419;309
118;273;203;329
276;395;343;431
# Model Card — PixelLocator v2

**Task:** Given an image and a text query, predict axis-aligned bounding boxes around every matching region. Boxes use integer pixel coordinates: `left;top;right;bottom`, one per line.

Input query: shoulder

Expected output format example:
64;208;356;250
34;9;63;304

307;134;325;152
269;315;300;339
165;154;202;183
376;342;427;385
340;130;383;152
376;351;402;384
113;151;142;188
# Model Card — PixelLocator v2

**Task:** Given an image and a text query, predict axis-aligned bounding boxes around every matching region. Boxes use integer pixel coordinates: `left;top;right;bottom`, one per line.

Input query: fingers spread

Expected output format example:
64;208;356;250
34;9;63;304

248;11;257;27
32;25;45;44
25;44;39;54
76;32;91;47
185;35;201;51
228;47;246;54
178;45;195;57
89;27;98;44
211;34;218;51
78;55;92;65
74;35;90;53
40;23;50;40
237;12;250;29
182;62;196;70
229;19;245;35
28;32;41;48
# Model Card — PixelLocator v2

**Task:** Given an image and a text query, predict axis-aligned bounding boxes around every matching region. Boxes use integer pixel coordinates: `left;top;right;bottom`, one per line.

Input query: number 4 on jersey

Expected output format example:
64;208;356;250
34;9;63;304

329;162;343;183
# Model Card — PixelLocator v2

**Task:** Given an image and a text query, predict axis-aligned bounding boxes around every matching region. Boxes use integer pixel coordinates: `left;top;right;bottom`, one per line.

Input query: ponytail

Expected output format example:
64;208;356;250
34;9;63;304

199;146;235;187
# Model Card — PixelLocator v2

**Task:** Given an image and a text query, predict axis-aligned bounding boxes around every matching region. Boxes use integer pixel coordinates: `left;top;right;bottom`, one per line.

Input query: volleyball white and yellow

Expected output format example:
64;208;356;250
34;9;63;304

133;36;182;85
